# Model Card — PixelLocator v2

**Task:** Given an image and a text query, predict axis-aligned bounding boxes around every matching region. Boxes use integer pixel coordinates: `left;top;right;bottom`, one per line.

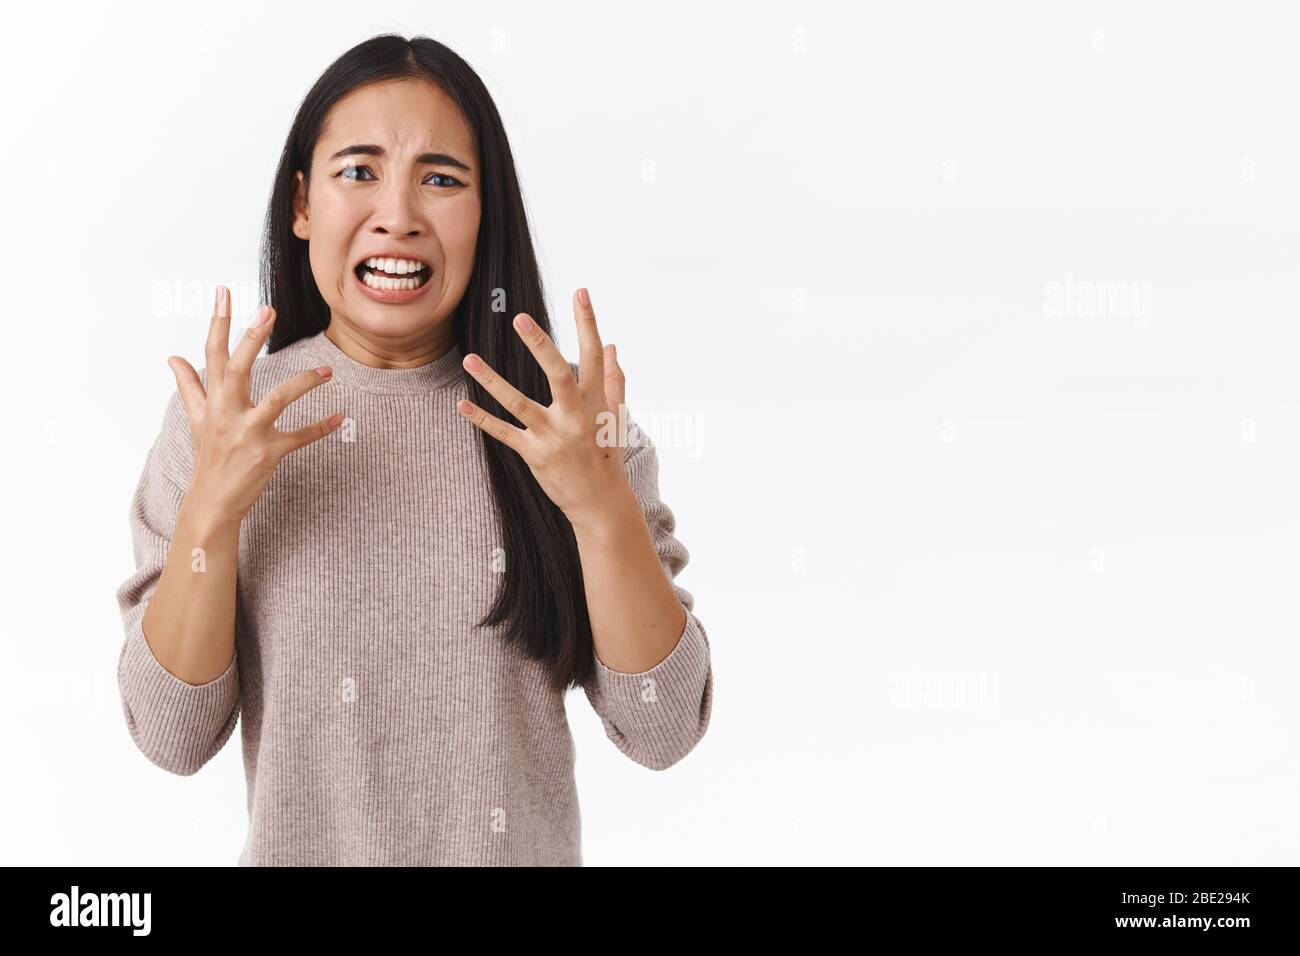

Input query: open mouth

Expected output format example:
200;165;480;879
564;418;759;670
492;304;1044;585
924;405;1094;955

354;257;433;291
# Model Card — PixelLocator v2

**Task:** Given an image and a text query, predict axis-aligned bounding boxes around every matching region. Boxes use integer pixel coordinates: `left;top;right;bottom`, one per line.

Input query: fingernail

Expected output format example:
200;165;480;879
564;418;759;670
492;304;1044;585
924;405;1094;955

578;288;590;305
316;365;332;378
516;313;535;333
257;305;273;325
214;285;224;313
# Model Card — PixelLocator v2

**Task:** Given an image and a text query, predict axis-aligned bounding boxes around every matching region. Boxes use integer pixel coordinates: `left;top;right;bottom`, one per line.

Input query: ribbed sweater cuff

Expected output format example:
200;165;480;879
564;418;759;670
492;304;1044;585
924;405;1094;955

118;620;240;775
591;605;711;757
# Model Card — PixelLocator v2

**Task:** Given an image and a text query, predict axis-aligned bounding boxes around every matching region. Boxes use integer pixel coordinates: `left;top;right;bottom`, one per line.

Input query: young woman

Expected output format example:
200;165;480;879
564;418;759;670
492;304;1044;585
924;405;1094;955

114;34;713;866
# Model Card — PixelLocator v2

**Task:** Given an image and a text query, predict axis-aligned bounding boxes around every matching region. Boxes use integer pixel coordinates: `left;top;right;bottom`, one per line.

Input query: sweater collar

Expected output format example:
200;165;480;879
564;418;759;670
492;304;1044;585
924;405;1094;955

301;328;464;395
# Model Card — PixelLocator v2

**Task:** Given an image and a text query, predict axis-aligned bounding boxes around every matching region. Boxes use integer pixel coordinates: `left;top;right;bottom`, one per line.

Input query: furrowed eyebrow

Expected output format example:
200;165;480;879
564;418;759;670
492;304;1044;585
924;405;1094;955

327;143;473;172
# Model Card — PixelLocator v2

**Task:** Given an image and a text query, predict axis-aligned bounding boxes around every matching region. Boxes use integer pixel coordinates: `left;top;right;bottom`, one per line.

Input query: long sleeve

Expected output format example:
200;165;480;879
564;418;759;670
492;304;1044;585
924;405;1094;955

114;392;240;776
581;413;714;770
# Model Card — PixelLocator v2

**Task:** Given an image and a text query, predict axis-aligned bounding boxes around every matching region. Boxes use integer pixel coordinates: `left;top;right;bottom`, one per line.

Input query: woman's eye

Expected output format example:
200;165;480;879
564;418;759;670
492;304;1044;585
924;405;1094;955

336;165;376;182
335;165;462;188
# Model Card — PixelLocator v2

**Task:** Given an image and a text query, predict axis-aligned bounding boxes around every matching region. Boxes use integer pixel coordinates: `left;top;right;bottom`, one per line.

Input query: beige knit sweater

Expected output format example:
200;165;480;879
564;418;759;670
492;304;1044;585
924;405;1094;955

114;329;714;865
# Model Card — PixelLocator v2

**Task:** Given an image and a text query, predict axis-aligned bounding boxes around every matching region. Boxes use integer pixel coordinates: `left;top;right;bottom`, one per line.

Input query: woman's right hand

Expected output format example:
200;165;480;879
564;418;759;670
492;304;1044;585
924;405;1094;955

166;285;342;528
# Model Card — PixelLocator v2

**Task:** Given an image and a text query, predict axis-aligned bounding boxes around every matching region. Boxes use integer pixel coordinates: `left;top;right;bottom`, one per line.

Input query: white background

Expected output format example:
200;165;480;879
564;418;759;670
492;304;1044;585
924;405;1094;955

1;0;1296;865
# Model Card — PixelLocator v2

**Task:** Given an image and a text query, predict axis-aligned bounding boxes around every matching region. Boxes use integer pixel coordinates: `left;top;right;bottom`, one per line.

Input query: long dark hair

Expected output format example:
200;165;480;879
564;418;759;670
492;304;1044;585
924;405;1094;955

260;34;593;693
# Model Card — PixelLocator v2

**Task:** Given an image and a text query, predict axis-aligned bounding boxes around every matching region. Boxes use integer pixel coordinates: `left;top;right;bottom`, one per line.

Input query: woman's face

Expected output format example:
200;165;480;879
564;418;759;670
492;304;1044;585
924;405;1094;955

292;78;481;344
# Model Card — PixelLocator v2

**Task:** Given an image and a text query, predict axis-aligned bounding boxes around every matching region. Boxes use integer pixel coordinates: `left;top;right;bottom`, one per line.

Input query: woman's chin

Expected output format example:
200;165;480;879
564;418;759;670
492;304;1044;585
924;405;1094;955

341;302;443;339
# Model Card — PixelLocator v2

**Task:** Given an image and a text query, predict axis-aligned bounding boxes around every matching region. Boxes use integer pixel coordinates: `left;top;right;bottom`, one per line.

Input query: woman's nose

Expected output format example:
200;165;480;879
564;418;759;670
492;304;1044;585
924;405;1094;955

371;183;427;235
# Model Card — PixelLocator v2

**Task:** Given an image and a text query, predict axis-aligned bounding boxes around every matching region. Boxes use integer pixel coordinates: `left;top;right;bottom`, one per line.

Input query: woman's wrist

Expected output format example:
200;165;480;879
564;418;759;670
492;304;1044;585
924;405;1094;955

178;482;245;540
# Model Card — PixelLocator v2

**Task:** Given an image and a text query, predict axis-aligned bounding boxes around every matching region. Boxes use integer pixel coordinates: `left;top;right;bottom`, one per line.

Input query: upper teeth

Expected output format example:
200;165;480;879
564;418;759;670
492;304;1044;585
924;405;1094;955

366;257;427;274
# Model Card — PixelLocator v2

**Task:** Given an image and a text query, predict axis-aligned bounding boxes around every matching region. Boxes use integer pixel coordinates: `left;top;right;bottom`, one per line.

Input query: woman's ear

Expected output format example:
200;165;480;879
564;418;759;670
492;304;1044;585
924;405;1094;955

291;171;309;240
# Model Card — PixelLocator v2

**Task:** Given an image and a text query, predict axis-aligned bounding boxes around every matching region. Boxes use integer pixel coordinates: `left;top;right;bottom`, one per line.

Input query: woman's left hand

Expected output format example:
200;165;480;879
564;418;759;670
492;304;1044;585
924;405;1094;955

456;287;635;530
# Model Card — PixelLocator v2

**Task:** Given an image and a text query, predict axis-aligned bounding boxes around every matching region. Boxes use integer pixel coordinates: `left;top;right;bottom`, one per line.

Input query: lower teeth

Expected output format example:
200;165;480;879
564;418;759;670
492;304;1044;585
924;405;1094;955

361;268;428;291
